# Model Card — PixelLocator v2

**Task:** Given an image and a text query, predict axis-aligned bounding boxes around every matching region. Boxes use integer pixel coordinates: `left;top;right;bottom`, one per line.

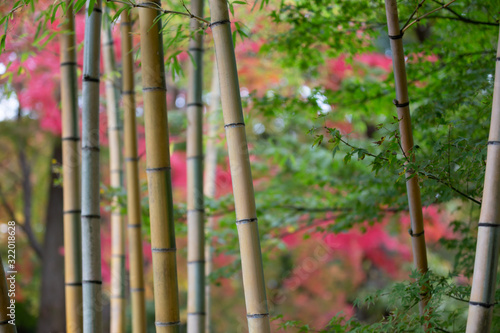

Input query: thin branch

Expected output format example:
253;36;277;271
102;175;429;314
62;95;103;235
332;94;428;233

334;133;482;205
431;0;498;27
422;172;481;205
401;0;427;32
445;293;469;303
427;15;498;27
108;0;210;24
402;0;457;33
0;184;16;222
16;109;43;260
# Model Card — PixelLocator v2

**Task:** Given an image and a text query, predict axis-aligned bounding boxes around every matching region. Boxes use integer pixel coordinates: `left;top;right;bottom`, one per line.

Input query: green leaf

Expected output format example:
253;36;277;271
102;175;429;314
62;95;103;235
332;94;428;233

0;34;6;51
75;0;87;13
312;135;323;148
111;6;127;23
87;0;96;17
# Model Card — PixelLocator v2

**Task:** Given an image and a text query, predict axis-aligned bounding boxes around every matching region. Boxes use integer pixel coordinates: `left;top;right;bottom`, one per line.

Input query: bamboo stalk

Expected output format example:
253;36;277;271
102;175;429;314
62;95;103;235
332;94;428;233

102;13;126;332
138;1;181;332
121;10;147;333
60;1;83;331
204;62;220;333
81;1;103;331
186;0;205;331
0;255;16;332
466;26;500;333
384;0;429;315
207;1;270;331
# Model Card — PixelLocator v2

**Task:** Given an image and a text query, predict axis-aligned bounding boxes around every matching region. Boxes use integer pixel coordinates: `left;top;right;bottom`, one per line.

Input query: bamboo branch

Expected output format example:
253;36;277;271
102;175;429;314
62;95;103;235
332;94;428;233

431;0;498;27
402;0;457;33
107;0;210;24
401;0;426;32
427;15;498;27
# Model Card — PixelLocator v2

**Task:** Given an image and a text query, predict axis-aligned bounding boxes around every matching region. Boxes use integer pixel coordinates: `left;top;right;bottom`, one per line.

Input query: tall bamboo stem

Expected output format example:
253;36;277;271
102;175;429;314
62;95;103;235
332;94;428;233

0;256;16;332
207;1;270;331
138;1;181;331
204;62;220;333
186;0;205;331
102;13;126;332
384;0;429;315
60;1;83;331
121;11;147;333
466;26;500;333
81;1;103;331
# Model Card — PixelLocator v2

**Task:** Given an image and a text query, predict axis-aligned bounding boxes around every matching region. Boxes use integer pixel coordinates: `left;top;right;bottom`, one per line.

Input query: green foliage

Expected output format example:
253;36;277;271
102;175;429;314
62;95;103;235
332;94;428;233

3;0;500;330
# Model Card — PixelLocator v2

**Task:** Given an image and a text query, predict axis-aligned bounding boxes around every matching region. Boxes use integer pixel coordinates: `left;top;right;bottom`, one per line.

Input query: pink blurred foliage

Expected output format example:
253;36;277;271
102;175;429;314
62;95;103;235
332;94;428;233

2;11;125;137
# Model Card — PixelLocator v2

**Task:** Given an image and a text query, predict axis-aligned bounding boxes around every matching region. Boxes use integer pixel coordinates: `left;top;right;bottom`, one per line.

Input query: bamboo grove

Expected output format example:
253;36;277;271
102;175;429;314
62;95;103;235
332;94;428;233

1;0;500;332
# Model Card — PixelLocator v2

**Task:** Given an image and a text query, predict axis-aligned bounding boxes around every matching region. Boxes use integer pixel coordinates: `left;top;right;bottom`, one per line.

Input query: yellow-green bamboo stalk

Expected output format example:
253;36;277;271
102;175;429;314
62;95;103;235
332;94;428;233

102;13;126;332
138;1;181;332
81;1;103;331
186;0;205;331
60;1;83;331
207;1;270;331
204;62;220;333
121;10;147;333
0;256;16;332
466;26;500;333
384;0;429;315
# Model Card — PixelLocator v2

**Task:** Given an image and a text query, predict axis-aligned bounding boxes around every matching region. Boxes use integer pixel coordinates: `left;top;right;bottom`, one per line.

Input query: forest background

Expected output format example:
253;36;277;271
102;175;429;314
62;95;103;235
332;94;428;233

0;0;499;332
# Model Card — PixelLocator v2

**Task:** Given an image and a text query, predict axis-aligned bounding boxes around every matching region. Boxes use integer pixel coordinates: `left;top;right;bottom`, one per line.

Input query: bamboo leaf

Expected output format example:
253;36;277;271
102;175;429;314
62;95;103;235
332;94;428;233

75;0;86;13
111;6;127;23
87;0;96;16
0;34;5;51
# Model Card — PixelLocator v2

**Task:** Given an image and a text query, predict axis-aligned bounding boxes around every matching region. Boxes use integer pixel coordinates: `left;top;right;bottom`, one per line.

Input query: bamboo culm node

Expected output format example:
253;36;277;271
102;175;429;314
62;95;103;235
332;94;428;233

138;1;181;331
81;0;103;332
204;61;220;333
208;0;271;332
60;1;83;331
384;0;429;317
102;10;126;332
186;0;206;331
466;23;500;333
121;9;147;333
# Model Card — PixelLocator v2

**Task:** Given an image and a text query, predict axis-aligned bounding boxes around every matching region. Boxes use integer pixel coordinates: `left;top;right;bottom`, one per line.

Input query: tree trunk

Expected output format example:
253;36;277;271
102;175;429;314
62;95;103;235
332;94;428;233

186;0;205;331
81;1;103;331
204;62;220;333
138;1;181;332
384;0;429;315
60;1;83;330
37;141;66;333
207;1;271;331
121;10;147;333
466;25;500;333
102;13;126;332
